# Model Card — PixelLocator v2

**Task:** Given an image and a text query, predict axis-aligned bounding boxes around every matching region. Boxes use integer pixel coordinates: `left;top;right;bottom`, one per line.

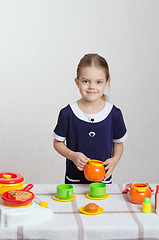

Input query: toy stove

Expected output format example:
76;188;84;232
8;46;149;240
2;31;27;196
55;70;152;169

0;198;53;227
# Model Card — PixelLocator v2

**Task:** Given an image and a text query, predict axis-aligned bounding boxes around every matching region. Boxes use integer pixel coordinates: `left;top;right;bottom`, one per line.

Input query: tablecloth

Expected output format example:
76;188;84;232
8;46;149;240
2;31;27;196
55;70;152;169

0;184;159;240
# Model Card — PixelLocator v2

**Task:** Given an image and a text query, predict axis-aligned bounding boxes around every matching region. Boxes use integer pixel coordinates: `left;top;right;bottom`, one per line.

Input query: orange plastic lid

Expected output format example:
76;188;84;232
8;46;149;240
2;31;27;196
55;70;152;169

0;172;24;184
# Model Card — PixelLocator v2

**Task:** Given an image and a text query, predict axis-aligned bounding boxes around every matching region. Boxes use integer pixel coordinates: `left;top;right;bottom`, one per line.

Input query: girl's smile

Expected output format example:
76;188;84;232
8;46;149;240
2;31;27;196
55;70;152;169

86;91;97;94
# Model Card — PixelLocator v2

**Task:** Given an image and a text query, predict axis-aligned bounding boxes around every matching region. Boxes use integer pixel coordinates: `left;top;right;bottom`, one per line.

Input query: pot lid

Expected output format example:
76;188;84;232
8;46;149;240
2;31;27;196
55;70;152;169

88;159;104;167
0;172;24;184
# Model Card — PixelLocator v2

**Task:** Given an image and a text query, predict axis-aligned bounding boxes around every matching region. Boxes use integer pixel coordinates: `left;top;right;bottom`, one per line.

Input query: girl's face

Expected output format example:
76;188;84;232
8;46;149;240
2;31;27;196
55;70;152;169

75;66;109;102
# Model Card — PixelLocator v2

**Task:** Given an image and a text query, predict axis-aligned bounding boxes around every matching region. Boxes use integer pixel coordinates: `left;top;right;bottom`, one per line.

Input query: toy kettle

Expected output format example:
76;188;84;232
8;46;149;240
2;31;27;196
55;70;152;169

84;159;105;182
128;183;152;205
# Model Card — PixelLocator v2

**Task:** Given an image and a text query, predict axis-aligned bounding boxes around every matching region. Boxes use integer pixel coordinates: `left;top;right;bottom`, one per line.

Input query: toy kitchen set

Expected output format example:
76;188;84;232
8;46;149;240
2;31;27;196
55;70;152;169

1;162;159;231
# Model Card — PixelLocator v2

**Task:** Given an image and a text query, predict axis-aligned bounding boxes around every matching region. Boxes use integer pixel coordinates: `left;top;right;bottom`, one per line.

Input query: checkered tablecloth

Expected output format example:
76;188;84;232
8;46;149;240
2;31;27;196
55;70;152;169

0;184;159;240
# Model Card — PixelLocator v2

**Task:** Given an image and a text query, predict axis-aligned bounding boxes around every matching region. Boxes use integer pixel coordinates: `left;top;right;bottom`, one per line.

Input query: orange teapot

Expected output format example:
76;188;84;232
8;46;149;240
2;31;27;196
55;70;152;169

128;183;152;205
84;159;105;182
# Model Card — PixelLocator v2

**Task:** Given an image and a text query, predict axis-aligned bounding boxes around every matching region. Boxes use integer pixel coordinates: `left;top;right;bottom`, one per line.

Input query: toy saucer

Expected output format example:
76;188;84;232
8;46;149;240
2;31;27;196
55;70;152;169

4;202;32;208
53;194;76;202
86;192;109;200
79;206;104;215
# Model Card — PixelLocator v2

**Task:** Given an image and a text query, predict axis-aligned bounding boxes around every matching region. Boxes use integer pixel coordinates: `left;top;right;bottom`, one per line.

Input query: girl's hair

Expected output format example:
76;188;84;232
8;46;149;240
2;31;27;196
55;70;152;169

76;53;110;101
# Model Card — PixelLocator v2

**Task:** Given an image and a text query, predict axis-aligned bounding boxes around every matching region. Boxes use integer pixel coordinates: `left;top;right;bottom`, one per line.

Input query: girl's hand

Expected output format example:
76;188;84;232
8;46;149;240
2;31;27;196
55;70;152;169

103;157;119;181
71;152;88;171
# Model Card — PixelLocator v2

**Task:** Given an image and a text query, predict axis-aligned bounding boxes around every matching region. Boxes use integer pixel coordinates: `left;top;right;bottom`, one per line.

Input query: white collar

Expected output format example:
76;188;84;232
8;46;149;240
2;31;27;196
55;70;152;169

69;101;113;123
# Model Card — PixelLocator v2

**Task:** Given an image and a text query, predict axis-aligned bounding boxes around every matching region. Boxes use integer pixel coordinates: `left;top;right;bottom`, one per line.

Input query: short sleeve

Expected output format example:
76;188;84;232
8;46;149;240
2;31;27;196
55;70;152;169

53;108;69;141
113;109;128;143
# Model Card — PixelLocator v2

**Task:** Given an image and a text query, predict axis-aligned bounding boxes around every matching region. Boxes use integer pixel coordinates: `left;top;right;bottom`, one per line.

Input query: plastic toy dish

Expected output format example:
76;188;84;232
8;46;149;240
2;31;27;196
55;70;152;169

79;206;104;215
1;184;34;207
4;202;32;208
53;194;76;202
86;192;109;200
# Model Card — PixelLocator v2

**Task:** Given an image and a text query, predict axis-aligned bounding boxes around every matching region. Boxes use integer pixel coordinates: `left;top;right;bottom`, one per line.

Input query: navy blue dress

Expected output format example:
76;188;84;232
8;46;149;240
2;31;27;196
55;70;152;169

53;102;127;184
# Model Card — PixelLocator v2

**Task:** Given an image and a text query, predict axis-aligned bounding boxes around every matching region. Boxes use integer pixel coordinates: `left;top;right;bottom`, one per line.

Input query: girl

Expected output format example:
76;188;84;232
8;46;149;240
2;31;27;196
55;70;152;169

53;53;127;184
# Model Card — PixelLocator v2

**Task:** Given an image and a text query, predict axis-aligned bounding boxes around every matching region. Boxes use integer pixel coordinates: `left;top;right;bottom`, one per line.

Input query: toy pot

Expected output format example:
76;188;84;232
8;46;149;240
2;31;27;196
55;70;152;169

128;183;152;205
0;172;24;195
84;160;105;182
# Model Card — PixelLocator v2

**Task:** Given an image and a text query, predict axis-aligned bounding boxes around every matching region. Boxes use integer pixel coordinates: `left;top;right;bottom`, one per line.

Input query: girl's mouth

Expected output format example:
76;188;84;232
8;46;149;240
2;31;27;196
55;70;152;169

86;91;97;94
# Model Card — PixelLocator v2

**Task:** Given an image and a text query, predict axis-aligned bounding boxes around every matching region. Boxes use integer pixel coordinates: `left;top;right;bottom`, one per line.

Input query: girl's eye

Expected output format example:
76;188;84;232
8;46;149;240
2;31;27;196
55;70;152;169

83;80;88;83
97;81;102;84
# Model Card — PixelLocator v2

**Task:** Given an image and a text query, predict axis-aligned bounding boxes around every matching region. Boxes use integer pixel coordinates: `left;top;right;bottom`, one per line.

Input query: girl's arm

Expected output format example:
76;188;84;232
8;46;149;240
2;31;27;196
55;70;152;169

53;139;88;171
103;142;123;181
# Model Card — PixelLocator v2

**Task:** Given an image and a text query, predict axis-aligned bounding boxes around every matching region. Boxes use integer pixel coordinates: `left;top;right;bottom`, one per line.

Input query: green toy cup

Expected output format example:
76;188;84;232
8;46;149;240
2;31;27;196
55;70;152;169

57;184;73;200
90;182;106;198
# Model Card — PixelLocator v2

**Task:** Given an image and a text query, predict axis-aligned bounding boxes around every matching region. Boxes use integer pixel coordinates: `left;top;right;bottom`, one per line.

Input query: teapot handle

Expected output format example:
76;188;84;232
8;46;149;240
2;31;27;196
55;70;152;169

146;183;154;192
122;183;133;193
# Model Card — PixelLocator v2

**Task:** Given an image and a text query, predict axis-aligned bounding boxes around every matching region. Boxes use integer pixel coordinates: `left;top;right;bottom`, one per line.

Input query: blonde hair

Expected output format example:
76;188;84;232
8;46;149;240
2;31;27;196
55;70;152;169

76;53;110;101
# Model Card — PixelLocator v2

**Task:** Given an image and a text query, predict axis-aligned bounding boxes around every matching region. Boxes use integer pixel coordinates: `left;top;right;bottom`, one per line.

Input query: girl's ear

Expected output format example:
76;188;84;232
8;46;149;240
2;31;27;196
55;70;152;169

75;78;79;87
105;78;110;89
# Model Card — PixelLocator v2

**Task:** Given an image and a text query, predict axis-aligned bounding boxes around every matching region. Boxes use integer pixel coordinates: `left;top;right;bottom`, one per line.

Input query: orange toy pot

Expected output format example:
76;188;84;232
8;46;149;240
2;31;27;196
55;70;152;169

84;160;105;182
128;183;152;205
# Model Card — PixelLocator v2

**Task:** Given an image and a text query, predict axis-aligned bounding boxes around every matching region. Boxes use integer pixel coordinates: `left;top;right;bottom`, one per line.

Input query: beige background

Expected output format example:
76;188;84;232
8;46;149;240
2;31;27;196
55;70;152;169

0;0;159;184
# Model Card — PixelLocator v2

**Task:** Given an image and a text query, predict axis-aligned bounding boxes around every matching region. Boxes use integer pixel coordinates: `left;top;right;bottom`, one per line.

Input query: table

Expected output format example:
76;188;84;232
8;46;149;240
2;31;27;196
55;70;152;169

0;184;159;240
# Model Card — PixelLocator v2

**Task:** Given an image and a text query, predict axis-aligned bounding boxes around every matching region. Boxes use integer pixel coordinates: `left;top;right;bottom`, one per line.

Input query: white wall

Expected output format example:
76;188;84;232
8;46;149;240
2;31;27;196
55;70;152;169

0;0;159;184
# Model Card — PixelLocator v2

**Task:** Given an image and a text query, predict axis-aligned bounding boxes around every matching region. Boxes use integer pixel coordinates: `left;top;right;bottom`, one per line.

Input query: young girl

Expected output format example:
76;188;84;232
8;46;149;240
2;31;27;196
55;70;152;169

53;53;127;184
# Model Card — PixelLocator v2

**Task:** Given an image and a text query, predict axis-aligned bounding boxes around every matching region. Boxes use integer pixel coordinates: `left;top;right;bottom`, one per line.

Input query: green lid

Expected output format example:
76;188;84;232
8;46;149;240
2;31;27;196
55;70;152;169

143;197;151;203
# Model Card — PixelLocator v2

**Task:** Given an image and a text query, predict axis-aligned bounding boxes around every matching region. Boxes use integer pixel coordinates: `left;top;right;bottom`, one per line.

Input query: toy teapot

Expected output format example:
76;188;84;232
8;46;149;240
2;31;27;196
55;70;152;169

84;159;105;182
123;183;153;205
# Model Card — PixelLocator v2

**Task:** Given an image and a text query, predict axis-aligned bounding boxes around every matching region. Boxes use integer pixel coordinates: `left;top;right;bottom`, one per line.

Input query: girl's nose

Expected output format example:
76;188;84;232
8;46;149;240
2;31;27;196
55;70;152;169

89;82;95;89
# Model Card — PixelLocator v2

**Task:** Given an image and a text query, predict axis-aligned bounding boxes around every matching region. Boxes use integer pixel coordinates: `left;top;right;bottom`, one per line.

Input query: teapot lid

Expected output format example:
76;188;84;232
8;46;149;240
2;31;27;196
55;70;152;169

88;159;104;167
